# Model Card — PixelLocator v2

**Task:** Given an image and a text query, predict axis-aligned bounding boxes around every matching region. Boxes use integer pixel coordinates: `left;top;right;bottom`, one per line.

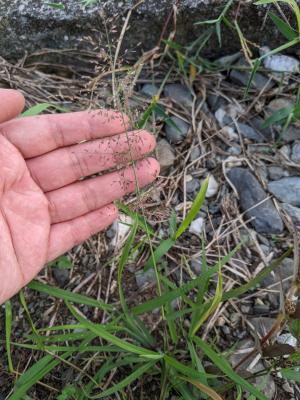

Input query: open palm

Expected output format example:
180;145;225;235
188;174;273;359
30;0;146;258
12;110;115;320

0;90;159;304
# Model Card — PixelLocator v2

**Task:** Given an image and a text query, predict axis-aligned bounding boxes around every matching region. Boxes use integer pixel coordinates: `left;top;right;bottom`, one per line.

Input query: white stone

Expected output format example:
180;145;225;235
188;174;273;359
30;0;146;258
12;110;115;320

277;333;297;348
261;46;300;73
221;126;239;141
111;214;133;249
189;217;205;236
215;107;227;126
206;175;219;198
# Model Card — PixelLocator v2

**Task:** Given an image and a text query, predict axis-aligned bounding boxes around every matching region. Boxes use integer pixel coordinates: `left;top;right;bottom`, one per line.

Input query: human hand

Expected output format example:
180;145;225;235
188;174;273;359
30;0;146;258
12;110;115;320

0;89;159;304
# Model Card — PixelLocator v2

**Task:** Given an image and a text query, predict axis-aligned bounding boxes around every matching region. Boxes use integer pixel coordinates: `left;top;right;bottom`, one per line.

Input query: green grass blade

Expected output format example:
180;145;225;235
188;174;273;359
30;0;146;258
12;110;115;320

165;298;179;345
46;2;65;10
260;36;300;61
19;290;42;347
144;238;175;270
269;12;298;40
262;106;294;129
21;103;67;117
27;281;112;311
133;263;218;315
175;176;209;240
12;342;121;353
222;247;293;301
5;301;14;372
37;324;86;332
164;355;215;380
78;357;145;399
118;218;138;313
93;361;156;398
66;302;163;359
137;96;158;129
180;376;223;400
10;354;69;400
117;218;155;347
244;59;261;97
255;0;300;33
134;245;240;315
25;331;96;343
280;367;300;383
193;337;268;400
117;201;155;235
190;261;223;336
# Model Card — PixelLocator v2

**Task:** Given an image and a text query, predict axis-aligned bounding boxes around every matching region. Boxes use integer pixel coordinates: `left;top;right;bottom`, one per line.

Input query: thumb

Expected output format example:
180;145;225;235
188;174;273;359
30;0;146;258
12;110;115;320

0;89;25;124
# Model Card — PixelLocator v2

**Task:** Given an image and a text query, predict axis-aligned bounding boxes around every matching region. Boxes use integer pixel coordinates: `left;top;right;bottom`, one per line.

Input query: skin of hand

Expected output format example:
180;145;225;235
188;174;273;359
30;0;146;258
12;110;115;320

0;89;160;304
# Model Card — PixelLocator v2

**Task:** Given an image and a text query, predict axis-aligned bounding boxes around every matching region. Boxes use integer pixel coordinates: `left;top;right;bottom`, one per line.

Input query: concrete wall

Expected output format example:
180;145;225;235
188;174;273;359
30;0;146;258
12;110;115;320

0;0;297;63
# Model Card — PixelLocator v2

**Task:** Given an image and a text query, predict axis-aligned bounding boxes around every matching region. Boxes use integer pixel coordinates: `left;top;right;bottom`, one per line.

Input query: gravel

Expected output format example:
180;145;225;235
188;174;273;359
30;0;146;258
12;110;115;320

165;117;190;144
282;203;300;226
229;338;276;399
249;116;274;141
291;140;300;164
237;122;265;142
261;258;295;308
205;175;219;198
189;217;205;236
228;168;284;234
282;125;300;142
141;83;159;97
190;259;202;274
261;46;300;73
268;177;300;206
163;83;193;108
135;269;156;289
207;94;228;112
189;146;201;162
230;68;273;91
156;139;176;172
268;166;289;180
52;268;70;288
185;176;201;194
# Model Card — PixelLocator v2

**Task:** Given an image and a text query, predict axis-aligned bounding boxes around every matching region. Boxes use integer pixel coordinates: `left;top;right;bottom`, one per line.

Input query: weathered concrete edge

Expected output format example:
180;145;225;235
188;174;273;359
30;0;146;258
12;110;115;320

0;0;298;63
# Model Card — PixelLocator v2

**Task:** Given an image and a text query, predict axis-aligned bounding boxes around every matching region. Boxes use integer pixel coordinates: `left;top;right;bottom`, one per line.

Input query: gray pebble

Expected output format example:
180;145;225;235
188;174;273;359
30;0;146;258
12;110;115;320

253;303;270;314
261;258;294;307
164;83;193;108
189;146;201;162
186;178;200;194
221;325;231;335
228;145;242;155
241;305;252;314
135;269;156;288
268;177;300;206
165;116;190;144
156;139;176;172
228;168;284;234
249;116;274;141
191;259;202;275
268;166;289;180
207;94;228;112
291;140;300;164
216;52;241;66
282;203;300;226
237;122;265;142
282;125;300;142
228;336;276;400
53;268;69;288
230;68;274;91
141;83;159;98
267;98;294;113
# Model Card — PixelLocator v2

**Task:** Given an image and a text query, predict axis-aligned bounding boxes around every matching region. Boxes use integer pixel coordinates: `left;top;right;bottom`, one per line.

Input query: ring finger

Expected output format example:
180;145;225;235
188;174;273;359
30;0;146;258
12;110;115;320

47;158;160;224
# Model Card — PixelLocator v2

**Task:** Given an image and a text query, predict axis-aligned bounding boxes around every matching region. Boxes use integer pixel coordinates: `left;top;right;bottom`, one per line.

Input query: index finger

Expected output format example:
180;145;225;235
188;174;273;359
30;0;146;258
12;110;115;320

0;109;130;158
